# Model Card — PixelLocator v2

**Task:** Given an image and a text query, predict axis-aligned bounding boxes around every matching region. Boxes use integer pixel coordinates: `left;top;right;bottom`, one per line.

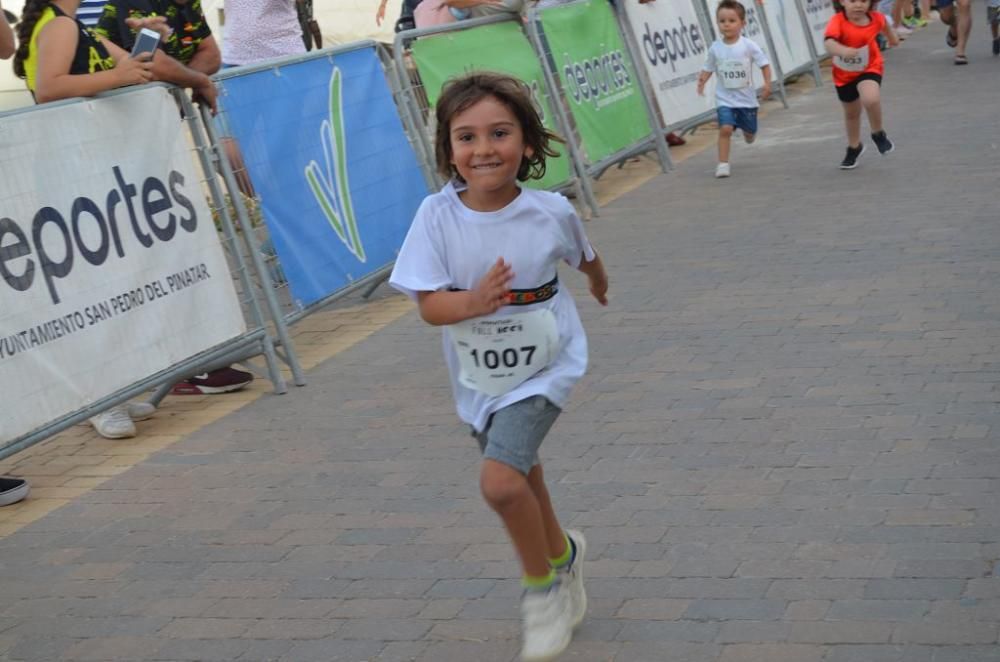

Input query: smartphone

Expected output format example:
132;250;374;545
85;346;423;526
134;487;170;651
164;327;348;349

130;28;161;58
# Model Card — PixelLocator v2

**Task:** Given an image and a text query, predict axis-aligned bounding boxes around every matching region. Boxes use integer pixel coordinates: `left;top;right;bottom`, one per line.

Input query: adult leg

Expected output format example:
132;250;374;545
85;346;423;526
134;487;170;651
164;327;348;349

858;79;884;134
525;464;568;561
955;0;972;58
481;459;552;577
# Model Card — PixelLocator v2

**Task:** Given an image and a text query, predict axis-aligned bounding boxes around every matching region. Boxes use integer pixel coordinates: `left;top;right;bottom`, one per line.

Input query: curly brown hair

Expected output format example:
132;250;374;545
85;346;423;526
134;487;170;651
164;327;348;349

434;72;563;184
12;0;51;80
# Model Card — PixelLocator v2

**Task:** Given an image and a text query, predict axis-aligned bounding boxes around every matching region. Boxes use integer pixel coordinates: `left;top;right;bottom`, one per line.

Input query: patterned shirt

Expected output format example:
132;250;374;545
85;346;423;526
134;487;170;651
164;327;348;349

222;0;305;66
95;0;212;65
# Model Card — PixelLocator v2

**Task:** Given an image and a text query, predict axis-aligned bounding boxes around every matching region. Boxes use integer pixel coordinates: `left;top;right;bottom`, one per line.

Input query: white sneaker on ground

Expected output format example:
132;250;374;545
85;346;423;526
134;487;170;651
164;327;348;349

89;405;136;439
126;401;156;421
715;162;731;178
521;583;573;662
560;530;588;628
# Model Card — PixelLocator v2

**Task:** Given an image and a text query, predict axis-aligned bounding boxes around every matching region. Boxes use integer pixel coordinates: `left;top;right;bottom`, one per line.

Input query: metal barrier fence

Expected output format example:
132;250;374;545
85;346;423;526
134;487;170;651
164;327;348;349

526;0;672;181
0;85;292;461
799;0;836;61
393;15;600;215
211;42;436;325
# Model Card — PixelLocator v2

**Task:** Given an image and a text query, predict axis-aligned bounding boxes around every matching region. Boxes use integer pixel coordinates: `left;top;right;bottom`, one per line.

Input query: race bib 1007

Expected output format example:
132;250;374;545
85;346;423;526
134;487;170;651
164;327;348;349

834;48;869;72
449;309;560;397
719;59;751;89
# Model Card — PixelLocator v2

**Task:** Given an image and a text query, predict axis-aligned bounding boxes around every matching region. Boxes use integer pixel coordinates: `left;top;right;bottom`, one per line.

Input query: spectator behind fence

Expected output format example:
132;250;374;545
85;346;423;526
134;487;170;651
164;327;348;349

12;0;153;103
96;0;257;399
220;0;307;196
222;0;304;67
95;0;219;112
0;0;31;508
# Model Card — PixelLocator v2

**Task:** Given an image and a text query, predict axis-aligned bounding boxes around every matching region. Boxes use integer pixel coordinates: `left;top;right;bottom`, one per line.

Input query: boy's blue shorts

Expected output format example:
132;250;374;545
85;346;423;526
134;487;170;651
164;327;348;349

717;106;759;136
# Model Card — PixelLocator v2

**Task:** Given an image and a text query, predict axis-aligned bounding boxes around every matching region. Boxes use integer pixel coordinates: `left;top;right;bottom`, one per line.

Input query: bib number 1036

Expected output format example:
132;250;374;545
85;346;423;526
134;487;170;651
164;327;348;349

449;309;559;397
719;60;751;89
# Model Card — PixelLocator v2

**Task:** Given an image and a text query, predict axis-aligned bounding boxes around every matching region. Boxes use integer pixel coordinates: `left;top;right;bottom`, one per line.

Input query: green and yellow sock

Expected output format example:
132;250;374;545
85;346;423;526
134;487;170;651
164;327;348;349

521;569;557;592
549;533;576;570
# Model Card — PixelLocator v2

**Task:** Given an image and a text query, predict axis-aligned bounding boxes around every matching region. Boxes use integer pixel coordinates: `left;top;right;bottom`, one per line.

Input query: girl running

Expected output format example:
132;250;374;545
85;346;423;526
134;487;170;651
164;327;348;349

390;72;608;661
825;0;899;169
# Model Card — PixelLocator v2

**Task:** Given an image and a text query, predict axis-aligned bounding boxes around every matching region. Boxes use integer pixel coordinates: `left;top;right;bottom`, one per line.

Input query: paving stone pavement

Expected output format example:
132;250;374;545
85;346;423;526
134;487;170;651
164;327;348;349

2;23;999;662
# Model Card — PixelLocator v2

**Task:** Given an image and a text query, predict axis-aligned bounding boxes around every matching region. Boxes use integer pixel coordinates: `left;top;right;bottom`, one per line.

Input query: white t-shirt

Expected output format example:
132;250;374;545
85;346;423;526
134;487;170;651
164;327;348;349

390;182;596;432
702;36;770;109
222;0;306;66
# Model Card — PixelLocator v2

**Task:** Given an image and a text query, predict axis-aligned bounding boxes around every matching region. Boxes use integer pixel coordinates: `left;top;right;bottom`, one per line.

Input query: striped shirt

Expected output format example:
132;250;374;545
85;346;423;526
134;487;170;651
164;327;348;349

77;0;107;26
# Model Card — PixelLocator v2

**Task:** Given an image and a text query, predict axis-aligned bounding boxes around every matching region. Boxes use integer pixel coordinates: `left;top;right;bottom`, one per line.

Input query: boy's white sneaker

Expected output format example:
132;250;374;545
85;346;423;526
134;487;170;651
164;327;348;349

560;529;588;628
521;584;573;662
715;163;731;178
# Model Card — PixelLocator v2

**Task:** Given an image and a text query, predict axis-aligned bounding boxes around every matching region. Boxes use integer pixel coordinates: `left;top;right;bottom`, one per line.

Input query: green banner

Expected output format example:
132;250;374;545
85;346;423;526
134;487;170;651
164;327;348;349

410;21;571;190
538;0;651;164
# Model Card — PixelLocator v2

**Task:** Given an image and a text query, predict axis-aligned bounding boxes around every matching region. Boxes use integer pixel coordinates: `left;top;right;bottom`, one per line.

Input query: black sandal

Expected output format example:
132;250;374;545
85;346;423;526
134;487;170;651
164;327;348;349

946;27;957;48
954;54;968;65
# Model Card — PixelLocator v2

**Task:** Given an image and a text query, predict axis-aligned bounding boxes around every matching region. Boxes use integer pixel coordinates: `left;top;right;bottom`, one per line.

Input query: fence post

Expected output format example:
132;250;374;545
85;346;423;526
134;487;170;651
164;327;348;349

611;0;674;173
793;0;825;86
753;0;791;108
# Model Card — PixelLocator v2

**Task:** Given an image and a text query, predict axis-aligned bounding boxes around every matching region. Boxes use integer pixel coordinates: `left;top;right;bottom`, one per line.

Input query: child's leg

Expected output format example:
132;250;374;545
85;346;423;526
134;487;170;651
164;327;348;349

842;98;863;147
718;125;734;163
481;459;552;578
525;463;568;560
858;80;884;134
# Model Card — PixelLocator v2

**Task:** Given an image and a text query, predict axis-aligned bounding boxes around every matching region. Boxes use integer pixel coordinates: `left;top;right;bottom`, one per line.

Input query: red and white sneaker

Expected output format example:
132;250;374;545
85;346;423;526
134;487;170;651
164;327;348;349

172;367;253;395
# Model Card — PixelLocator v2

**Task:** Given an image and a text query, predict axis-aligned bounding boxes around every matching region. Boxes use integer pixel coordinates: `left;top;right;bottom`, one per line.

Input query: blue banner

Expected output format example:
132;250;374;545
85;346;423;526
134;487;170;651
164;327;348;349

217;48;429;308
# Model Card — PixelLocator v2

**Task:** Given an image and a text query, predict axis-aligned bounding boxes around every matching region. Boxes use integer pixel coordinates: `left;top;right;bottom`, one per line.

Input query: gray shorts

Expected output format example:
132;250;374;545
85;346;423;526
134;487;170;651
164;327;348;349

472;396;562;475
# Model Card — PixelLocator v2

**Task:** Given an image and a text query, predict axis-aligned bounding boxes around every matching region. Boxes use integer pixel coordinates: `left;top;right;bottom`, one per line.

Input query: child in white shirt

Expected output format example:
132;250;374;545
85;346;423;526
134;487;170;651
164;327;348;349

390;72;609;662
697;0;772;178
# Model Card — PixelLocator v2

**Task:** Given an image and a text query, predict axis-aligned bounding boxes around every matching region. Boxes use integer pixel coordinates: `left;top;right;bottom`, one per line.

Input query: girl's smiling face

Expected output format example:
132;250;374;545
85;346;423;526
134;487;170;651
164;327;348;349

449;95;532;209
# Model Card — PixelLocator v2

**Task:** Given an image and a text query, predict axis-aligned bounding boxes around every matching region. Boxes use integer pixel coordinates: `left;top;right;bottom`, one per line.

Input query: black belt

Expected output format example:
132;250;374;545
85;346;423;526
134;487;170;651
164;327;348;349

450;275;559;306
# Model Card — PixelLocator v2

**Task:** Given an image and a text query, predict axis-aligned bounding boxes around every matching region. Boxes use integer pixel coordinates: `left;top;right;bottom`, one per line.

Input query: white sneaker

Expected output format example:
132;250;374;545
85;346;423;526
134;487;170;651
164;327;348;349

89;405;136;439
521;584;573;662
715;162;731;178
559;530;588;628
126;401;156;421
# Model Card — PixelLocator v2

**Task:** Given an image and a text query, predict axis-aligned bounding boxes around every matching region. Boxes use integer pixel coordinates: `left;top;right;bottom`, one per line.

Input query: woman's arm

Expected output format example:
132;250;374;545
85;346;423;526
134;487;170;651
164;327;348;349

34;19;151;103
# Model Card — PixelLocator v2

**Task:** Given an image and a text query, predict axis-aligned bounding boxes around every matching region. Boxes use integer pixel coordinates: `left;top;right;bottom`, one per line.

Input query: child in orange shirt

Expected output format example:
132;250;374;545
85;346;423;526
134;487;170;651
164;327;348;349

824;0;899;169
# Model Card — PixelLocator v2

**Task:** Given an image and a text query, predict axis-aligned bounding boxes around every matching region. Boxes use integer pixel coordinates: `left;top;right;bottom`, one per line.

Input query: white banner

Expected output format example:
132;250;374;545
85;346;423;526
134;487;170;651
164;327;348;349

760;0;815;75
799;0;835;57
0;86;246;443
621;0;716;128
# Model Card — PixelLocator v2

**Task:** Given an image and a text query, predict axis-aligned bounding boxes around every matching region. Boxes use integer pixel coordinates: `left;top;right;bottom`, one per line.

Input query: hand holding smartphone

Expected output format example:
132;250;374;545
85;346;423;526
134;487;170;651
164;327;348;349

130;27;160;58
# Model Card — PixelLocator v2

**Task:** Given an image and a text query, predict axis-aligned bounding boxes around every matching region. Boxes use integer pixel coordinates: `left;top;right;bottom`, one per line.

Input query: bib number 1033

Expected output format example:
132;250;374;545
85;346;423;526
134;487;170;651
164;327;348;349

449;309;559;397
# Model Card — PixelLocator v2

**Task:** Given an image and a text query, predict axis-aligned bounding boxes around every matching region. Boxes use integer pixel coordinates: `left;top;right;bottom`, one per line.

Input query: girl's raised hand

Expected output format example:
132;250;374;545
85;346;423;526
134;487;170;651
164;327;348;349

114;52;154;88
470;257;514;317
